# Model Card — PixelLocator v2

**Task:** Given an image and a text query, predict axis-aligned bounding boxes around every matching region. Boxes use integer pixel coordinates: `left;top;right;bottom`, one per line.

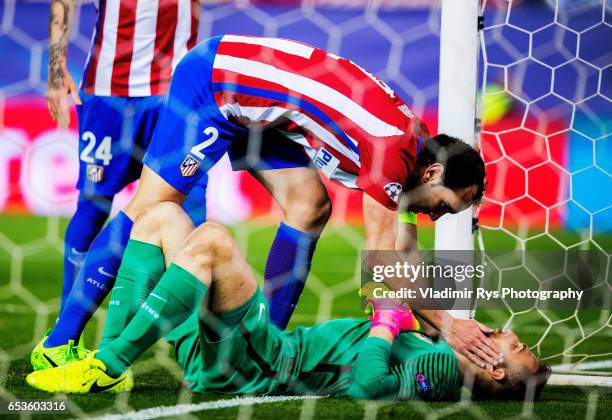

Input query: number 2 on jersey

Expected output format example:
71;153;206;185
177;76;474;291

80;131;113;166
190;127;219;159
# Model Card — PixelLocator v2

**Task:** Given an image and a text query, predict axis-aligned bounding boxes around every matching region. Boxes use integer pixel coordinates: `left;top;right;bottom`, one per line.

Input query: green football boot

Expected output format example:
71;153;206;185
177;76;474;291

27;351;133;394
31;329;90;371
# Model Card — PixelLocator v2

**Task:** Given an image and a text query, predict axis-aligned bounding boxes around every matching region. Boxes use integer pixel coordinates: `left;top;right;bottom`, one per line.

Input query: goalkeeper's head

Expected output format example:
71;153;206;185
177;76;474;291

402;134;486;221
468;329;551;401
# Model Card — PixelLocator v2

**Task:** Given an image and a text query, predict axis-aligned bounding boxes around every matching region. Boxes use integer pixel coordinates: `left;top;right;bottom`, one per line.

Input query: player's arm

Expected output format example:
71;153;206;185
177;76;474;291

363;202;502;367
363;193;398;251
47;0;81;128
374;257;502;368
347;333;398;399
395;213;418;252
415;309;501;368
362;184;419;253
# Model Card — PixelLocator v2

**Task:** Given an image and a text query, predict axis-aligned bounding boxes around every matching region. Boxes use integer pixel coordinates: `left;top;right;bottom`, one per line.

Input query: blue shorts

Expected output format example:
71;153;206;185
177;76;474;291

143;36;311;195
76;92;208;224
76;93;163;196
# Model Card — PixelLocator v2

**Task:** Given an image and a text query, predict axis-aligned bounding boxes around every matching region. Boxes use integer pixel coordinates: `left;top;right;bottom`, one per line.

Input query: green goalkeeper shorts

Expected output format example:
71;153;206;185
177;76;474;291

194;288;299;395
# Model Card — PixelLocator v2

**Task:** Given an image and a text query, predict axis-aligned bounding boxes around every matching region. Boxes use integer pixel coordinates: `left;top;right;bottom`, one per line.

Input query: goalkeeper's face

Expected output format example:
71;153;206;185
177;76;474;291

472;329;551;400
489;329;538;374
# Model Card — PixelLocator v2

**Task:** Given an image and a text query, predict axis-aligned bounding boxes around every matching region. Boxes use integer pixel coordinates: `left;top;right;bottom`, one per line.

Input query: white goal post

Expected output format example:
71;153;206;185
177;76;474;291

436;0;481;320
436;0;612;387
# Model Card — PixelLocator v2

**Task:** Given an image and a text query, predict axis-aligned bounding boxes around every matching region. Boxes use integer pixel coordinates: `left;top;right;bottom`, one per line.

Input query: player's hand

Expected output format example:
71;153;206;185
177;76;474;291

442;318;503;368
45;62;81;128
371;306;418;337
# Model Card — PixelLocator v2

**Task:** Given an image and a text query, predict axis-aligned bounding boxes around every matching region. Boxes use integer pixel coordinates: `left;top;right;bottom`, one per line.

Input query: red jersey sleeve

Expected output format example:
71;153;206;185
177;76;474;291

355;118;423;210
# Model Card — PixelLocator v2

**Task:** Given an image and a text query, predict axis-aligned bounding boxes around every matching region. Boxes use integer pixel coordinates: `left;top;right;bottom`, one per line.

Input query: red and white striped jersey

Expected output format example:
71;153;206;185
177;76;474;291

211;35;425;209
81;0;199;97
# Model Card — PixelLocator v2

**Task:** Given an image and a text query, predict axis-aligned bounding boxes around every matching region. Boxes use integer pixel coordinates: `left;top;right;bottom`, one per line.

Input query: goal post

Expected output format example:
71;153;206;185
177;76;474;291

438;0;612;387
436;0;481;320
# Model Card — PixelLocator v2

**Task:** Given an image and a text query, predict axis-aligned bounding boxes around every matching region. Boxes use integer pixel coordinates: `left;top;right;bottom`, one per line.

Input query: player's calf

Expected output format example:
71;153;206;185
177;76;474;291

283;179;332;234
98;202;195;348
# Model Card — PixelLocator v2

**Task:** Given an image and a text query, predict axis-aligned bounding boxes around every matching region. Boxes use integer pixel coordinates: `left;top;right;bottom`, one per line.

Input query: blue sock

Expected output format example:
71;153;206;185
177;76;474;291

61;195;112;313
46;211;133;347
264;222;319;329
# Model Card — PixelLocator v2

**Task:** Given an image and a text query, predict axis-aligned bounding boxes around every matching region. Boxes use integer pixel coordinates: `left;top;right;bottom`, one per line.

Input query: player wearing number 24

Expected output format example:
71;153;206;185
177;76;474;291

34;0;208;369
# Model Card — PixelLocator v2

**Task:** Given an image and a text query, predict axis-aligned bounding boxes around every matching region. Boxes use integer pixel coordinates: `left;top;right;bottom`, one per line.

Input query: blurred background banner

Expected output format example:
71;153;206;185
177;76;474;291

0;0;610;231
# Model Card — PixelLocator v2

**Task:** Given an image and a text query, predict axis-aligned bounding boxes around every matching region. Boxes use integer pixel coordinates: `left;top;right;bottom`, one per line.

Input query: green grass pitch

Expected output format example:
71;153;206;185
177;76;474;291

0;214;610;419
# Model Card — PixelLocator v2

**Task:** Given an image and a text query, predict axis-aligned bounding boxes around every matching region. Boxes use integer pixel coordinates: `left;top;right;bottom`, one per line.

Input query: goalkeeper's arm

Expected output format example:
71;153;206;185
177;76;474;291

347;335;398;399
348;308;416;399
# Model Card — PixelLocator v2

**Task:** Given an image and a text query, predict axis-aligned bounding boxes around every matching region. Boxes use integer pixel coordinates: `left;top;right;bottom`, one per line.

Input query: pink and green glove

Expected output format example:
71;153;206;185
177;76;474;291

370;307;419;338
359;281;421;335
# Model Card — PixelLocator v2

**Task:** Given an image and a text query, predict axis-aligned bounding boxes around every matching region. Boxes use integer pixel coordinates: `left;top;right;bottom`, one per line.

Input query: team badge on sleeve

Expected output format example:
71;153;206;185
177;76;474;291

86;164;104;183
384;182;403;203
180;155;201;177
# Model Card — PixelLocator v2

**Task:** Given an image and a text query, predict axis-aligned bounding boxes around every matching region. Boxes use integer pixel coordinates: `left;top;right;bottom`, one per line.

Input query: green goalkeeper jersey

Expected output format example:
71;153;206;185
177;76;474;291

166;299;460;400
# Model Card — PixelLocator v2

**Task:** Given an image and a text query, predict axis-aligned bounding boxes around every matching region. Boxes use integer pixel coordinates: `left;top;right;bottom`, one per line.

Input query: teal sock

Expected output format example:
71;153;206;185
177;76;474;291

99;240;165;348
97;264;206;377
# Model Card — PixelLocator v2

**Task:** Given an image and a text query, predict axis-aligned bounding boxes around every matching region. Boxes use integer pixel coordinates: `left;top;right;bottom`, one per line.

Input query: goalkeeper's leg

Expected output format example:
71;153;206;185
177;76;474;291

44;168;187;349
96;220;257;378
98;201;196;347
27;217;258;393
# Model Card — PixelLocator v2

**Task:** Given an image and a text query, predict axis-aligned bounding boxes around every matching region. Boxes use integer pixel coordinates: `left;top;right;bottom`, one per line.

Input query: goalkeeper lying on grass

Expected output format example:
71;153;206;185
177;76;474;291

26;202;550;400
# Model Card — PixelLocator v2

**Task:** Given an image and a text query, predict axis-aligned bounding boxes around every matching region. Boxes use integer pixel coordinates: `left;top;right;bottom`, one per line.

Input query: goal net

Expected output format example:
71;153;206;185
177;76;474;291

476;0;611;387
0;0;610;417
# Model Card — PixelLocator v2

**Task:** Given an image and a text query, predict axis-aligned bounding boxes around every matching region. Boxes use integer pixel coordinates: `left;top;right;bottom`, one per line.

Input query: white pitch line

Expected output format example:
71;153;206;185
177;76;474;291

553;359;612;371
549;374;612;387
93;395;322;420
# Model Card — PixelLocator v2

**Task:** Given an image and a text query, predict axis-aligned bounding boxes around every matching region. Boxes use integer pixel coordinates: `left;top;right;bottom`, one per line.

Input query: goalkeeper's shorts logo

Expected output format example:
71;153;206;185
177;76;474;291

86;164;104;183
180;155;201;177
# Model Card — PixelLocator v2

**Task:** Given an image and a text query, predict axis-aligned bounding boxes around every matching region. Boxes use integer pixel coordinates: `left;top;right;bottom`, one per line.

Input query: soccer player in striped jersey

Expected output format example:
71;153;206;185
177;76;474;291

26;203;551;399
137;35;495;362
39;33;497;369
34;0;208;369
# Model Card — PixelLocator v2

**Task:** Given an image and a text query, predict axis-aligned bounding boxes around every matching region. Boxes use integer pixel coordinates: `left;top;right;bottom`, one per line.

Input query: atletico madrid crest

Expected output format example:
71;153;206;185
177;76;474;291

86;164;104;183
180;155;201;177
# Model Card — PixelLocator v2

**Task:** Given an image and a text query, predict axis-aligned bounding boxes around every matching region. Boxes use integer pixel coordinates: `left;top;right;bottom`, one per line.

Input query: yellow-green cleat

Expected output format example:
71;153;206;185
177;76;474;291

31;329;90;371
26;351;133;394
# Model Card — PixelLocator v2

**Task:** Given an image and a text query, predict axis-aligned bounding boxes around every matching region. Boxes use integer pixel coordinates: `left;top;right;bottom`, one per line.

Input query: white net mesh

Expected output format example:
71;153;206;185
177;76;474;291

0;0;610;418
476;0;611;380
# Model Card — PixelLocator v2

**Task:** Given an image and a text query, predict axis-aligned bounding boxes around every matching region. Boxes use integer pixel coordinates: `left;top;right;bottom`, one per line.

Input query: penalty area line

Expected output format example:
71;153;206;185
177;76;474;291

93;395;323;420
